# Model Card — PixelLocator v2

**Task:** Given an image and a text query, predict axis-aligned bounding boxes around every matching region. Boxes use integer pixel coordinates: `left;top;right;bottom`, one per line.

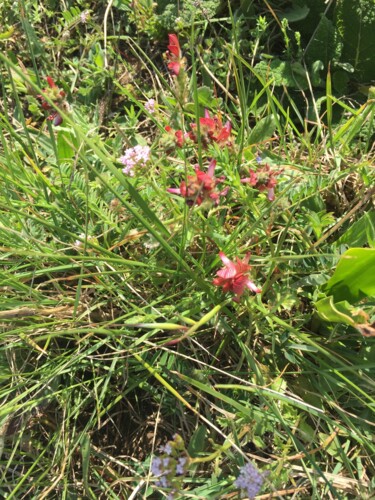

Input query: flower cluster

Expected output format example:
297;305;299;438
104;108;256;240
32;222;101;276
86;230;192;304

190;109;233;148
119;145;151;176
241;162;281;201
234;461;267;499
163;109;233;151
168;159;228;207
145;98;156;114
164;125;186;148
213;252;261;301
151;434;190;498
37;76;66;126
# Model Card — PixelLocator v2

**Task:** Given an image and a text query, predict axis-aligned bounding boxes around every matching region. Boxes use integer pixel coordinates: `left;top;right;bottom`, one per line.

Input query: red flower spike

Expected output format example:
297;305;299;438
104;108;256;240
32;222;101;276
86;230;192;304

213;252;261;301
190;110;233;147
241;164;281;201
166;33;182;76
165;126;186;148
37;76;66;126
167;159;227;207
46;76;57;88
167;34;180;57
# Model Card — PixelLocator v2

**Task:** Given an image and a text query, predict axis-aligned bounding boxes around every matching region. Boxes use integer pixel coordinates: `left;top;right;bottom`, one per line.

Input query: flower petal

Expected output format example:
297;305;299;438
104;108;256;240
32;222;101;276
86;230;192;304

167;34;180;57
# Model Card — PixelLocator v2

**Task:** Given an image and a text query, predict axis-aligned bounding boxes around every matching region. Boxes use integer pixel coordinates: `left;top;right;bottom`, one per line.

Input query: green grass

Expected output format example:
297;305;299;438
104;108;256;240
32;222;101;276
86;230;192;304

0;1;374;499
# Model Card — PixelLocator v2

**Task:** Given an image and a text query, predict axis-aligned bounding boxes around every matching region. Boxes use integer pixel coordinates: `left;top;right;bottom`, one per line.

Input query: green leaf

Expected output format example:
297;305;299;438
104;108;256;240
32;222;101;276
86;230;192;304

254;59;308;89
57;130;76;161
315;296;366;325
311;60;324;86
81;433;91;495
324;248;375;303
187;425;207;457
335;211;375;248
196;86;216;108
281;4;310;23
248;115;276;146
304;15;337;68
93;43;104;69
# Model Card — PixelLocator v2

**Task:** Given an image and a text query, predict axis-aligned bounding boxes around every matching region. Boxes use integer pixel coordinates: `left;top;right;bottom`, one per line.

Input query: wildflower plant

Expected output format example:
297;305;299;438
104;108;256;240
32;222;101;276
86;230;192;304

119;145;151;176
241;162;281;201
151;434;190;498
166;33;188;103
213;252;261;301
2;8;375;500
167;159;228;207
37;76;66;125
235;462;268;499
144;98;156;114
189;109;233;148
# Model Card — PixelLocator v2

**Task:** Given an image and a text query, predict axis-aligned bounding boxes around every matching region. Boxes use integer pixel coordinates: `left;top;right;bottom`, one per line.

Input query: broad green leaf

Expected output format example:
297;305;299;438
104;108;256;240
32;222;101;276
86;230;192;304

196;86;220;108
187;425;207;457
254;59;308;89
335;211;375;248
281;5;310;23
304;15;336;68
248;115;276;146
315;296;368;325
324;248;375;303
57;130;76;161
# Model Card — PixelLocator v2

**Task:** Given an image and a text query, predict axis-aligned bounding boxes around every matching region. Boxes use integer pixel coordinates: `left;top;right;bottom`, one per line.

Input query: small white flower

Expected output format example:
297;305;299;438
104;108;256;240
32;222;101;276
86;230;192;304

145;98;156;114
80;10;89;23
74;233;93;249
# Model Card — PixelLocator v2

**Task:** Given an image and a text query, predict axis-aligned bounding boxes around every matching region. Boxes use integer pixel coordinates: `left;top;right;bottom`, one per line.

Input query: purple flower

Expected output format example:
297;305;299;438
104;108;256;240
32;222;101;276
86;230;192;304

119;145;151;176
161;443;173;455
150;457;163;476
176;457;187;475
145;98;156;113
150;435;190;496
234;462;266;499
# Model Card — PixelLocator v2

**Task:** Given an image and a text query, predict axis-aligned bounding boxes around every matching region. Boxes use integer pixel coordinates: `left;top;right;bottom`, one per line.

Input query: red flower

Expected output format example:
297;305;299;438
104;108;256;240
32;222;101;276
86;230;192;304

165;126;185;148
46;76;57;89
213;252;261;300
37;76;66;125
167;159;228;207
190;109;233;147
167;34;182;76
167;34;180;57
241;164;281;201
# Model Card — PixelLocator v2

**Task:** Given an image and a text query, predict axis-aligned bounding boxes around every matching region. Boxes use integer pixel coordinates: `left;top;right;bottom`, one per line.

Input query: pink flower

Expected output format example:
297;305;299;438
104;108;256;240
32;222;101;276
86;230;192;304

167;159;228;207
119;145;151;176
145;98;156;114
213;252;261;301
167;34;182;76
241;164;281;201
189;109;233;147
